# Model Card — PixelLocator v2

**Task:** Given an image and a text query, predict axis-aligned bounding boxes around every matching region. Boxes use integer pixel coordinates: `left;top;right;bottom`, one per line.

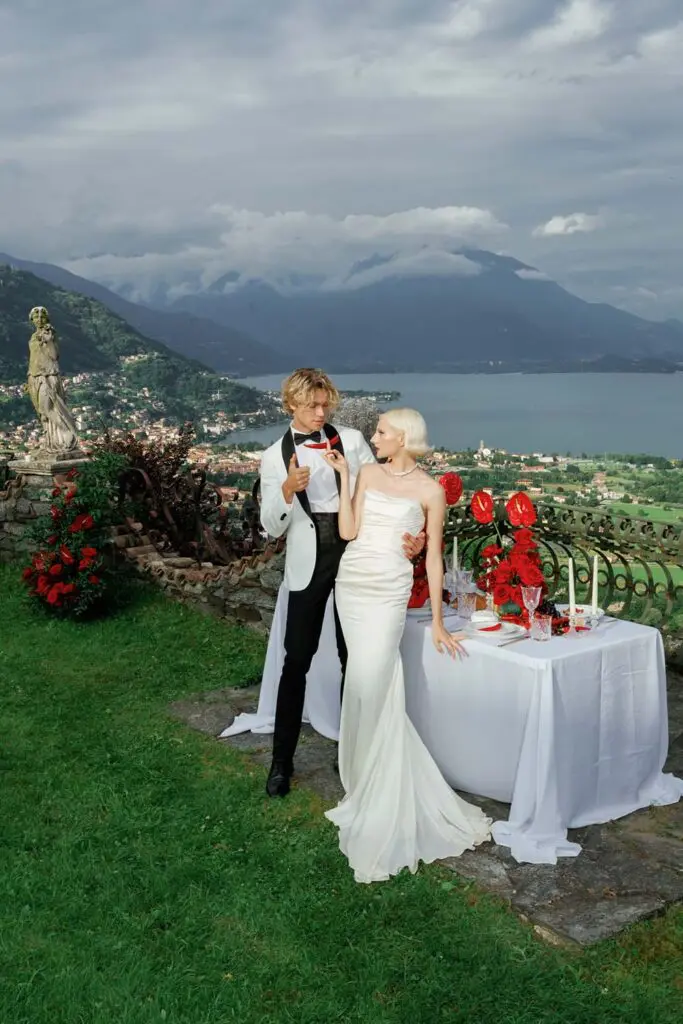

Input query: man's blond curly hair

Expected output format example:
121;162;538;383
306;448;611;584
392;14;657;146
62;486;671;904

281;368;340;415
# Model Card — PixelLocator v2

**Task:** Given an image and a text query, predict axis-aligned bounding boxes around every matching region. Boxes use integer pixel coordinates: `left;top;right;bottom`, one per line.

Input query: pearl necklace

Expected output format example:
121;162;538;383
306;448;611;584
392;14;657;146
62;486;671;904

384;463;418;478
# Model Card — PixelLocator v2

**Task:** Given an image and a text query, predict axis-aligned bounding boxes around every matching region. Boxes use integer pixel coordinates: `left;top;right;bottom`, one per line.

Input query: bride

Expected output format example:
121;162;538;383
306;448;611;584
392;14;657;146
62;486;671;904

322;408;491;883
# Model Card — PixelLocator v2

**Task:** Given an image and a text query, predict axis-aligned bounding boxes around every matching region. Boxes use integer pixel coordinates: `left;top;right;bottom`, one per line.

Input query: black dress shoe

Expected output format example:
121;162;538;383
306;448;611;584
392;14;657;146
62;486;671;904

266;760;291;798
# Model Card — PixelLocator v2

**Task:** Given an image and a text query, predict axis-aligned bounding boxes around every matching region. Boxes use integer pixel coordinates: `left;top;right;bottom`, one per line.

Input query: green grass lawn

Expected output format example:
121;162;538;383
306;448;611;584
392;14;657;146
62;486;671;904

1;565;683;1024
608;502;683;524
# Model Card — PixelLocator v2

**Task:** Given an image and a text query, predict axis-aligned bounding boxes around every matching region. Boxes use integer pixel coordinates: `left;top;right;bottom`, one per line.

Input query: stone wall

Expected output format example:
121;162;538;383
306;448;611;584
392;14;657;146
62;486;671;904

0;453;57;563
116;526;284;632
0;453;285;631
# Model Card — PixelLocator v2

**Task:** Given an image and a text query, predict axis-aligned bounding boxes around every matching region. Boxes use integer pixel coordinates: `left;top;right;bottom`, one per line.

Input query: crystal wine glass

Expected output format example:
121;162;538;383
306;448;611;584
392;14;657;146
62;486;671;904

456;569;474;594
444;571;457;607
521;586;542;624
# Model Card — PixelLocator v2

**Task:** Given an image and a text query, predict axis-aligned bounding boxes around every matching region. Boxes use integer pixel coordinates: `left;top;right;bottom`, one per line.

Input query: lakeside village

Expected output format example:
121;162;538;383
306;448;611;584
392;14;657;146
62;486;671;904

1;369;682;523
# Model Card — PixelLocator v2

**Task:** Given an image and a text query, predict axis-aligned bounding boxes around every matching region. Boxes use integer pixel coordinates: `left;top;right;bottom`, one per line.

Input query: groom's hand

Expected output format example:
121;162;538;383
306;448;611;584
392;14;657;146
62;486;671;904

282;453;310;503
402;530;426;561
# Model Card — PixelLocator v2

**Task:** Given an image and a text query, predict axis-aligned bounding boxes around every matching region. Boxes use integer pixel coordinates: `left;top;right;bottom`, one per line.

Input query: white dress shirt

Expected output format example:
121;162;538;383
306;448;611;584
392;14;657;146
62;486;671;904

292;427;340;513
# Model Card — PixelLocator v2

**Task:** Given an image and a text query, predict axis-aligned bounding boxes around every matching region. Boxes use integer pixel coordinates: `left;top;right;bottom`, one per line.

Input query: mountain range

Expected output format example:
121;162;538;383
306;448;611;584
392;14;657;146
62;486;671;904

166;249;683;373
0;265;272;423
0;253;284;375
2;248;683;376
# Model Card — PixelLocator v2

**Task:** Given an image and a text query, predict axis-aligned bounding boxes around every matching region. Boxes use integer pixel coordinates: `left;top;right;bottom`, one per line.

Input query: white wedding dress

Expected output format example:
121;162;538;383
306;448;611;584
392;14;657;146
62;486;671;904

325;490;492;883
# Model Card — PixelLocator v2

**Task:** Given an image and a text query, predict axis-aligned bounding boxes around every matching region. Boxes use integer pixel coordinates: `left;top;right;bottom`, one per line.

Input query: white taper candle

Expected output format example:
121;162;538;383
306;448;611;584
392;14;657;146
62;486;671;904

591;554;598;614
568;557;576;615
452;537;458;573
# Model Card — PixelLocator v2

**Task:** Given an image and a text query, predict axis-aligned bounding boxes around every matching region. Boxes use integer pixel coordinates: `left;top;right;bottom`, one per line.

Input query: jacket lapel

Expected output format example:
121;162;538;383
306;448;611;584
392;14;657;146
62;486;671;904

323;422;344;497
281;429;312;520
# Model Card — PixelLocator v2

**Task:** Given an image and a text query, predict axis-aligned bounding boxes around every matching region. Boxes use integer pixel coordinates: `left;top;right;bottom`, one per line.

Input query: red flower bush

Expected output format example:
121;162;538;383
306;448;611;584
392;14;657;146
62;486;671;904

438;472;463;506
471;490;494;524
22;471;112;617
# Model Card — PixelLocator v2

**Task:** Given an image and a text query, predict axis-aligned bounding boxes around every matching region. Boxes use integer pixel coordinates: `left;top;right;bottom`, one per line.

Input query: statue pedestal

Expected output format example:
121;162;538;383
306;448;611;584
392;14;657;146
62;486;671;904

8;450;90;480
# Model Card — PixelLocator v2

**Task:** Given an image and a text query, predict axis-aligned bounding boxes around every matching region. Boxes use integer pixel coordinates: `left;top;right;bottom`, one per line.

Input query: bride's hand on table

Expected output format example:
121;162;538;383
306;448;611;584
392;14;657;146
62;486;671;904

432;621;466;659
322;440;348;475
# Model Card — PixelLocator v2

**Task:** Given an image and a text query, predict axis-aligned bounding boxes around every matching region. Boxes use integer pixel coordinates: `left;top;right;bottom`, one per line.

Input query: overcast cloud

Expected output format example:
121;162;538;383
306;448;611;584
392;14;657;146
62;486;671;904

1;0;681;316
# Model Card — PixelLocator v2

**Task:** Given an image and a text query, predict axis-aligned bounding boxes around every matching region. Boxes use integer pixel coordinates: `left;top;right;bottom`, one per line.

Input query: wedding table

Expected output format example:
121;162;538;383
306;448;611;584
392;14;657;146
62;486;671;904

221;590;683;864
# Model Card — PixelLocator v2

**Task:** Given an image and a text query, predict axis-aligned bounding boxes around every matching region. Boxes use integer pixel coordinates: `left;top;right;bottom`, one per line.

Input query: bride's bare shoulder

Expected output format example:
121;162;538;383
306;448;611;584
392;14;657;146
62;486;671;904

415;468;442;493
419;475;446;506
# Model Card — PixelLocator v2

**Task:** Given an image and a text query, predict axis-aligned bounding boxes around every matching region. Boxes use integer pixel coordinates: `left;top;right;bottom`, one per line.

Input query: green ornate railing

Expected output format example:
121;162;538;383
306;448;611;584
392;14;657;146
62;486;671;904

445;501;683;665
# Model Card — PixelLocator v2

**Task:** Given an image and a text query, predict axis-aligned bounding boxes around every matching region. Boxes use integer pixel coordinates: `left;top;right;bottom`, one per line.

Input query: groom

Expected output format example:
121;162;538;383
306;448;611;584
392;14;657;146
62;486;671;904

259;368;424;797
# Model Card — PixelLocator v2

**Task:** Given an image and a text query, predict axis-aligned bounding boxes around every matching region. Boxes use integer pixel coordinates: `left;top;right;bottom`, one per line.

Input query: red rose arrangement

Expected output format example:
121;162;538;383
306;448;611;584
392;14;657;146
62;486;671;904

22;468;108;616
474;492;546;626
408;472;464;609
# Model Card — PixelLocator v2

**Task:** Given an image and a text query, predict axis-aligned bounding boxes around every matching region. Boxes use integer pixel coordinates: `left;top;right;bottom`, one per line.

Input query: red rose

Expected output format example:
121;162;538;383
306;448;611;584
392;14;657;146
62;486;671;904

506;492;537;527
481;543;502;560
36;574;50;594
49;563;63;577
64;488;77;504
79;558;93;571
494;561;514;584
62;583;76;595
51;487;62;498
59;545;75;565
471;491;494;524
408;578;429;608
46;534;58;546
22;567;34;580
69;513;94;534
513;528;536;549
88;575;100;585
50;505;62;521
80;546;98;558
438;472;463;506
47;584;63;605
66;468;78;481
493;583;515;606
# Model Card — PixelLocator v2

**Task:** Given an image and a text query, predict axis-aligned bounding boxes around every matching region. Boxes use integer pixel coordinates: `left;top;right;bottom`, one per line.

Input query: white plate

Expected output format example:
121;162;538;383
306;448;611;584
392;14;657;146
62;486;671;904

406;601;449;617
555;604;605;619
465;620;527;639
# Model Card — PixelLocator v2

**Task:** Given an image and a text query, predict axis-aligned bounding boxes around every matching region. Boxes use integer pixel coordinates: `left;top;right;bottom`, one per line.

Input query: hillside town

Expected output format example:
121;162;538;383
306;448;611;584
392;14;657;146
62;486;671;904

0;366;281;453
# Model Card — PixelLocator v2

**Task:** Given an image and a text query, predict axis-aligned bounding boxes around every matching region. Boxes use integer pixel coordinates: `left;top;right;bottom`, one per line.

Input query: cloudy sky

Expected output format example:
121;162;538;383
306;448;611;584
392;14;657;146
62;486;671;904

1;0;682;316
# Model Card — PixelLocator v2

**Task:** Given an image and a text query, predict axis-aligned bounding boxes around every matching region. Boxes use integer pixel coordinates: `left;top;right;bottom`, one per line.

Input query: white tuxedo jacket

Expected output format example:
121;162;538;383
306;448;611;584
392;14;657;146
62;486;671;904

260;423;375;591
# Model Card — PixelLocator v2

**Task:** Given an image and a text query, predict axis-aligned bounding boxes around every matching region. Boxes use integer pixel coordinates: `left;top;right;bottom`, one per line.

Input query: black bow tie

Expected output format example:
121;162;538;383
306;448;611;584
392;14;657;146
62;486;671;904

293;430;322;445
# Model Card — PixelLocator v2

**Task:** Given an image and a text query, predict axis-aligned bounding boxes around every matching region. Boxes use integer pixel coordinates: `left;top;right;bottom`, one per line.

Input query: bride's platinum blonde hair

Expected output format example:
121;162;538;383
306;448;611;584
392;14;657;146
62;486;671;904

382;408;431;457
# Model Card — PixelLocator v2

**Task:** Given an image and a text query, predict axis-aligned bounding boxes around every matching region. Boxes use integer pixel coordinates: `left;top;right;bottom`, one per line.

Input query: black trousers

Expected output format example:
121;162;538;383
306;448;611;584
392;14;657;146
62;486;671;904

272;526;347;767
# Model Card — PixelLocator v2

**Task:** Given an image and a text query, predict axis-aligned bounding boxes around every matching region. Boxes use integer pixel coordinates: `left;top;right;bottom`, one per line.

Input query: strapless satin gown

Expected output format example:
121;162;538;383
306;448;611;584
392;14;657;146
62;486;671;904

325;490;491;883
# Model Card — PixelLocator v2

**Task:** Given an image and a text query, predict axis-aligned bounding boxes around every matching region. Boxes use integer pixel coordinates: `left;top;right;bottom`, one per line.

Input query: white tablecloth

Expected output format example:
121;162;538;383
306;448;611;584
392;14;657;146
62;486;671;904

221;591;683;864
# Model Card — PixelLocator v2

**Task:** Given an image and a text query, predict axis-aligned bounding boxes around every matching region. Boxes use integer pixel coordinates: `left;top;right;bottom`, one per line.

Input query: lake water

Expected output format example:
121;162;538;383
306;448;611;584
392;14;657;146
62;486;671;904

227;373;683;458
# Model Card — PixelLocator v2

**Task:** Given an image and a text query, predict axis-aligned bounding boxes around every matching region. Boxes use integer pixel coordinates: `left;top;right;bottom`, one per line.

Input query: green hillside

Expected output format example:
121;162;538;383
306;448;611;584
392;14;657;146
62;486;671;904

0;264;184;377
0;265;274;425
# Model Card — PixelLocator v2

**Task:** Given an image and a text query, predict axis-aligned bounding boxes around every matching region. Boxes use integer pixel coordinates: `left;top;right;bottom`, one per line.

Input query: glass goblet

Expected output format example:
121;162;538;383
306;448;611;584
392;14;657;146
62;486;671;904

443;571;457;607
459;592;477;619
521;586;542;622
456;569;474;594
531;613;552;642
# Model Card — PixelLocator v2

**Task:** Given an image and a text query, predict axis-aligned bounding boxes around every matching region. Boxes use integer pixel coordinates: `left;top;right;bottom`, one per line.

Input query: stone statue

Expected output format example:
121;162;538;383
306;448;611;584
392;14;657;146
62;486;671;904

26;306;79;454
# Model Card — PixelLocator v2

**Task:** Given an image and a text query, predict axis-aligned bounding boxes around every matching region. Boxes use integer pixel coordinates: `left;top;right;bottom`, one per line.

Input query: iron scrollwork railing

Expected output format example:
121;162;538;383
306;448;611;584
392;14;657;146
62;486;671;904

445;500;683;665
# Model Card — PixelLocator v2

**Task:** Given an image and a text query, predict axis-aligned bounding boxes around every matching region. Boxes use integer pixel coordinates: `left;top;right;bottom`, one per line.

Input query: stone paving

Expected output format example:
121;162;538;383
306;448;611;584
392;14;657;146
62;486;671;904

169;671;683;947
